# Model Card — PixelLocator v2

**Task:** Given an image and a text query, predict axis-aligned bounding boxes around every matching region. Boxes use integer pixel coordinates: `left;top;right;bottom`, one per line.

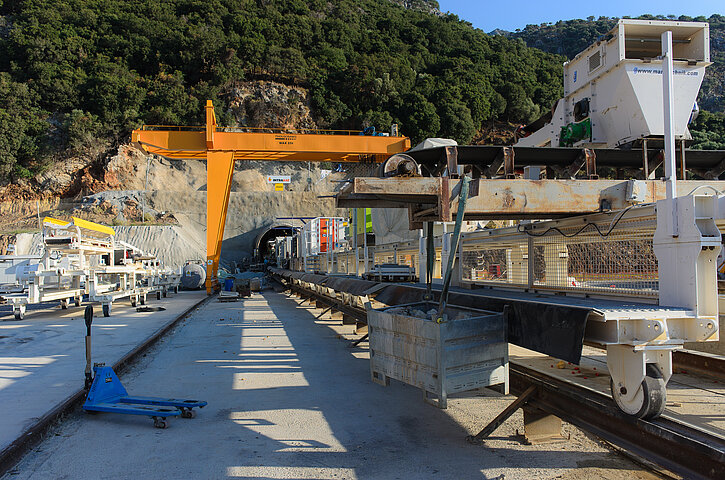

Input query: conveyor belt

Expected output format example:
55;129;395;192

405;144;725;172
274;269;725;480
275;269;700;364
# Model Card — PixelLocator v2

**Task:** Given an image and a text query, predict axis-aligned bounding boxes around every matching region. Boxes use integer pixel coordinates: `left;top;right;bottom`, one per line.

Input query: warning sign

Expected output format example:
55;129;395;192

274;183;284;191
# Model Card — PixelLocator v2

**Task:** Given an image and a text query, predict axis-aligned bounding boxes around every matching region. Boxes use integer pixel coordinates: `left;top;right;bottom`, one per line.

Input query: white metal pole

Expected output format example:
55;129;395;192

662;30;678;236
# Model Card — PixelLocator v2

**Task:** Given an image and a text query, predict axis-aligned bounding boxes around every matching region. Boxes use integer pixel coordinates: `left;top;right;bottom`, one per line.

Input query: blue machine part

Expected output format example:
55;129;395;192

83;366;207;428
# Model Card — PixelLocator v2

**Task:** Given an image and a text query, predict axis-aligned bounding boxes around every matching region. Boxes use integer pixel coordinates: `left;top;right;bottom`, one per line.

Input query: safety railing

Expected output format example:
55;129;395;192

460;207;660;298
292;205;671;299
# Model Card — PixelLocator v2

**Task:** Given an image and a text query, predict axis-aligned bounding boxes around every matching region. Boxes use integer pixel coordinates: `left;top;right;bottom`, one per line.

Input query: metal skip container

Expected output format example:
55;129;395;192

367;301;508;408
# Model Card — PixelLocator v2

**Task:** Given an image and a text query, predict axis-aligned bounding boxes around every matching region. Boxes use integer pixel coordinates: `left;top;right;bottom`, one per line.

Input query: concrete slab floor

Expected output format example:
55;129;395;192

0;291;207;454
4;291;661;480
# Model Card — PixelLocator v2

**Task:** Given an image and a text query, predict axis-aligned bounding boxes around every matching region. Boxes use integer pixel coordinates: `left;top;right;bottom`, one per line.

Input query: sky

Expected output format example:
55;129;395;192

436;1;723;32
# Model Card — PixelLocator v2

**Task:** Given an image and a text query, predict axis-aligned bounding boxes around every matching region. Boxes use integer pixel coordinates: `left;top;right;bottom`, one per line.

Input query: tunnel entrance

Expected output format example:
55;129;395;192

255;225;296;261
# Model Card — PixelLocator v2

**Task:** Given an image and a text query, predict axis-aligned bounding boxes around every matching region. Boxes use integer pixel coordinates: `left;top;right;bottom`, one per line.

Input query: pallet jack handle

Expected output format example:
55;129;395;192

84;305;94;390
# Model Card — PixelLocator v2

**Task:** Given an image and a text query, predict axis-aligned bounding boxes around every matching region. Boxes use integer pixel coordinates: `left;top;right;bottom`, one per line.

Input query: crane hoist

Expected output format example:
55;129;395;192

131;101;410;293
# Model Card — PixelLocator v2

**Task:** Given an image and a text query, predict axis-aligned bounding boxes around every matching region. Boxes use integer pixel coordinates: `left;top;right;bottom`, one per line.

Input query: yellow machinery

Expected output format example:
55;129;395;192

132;100;410;293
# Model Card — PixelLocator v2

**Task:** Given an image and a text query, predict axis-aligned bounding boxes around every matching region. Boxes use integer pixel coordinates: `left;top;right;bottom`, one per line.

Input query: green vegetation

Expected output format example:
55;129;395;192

690;110;725;150
0;0;564;181
1;3;723;184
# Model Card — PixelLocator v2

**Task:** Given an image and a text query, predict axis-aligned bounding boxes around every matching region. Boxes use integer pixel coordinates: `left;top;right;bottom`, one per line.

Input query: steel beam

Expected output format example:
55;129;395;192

337;178;725;223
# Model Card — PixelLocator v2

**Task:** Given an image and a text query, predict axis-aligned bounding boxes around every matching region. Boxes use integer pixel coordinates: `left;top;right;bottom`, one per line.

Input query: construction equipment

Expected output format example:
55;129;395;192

131;102;410;294
516;19;710;149
3;217;113;320
82;306;206;428
312;20;725;420
2;217;179;320
87;241;167;317
362;264;417;282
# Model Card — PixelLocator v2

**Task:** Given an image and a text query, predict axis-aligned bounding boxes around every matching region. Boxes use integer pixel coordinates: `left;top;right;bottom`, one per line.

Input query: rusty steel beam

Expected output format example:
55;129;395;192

337;178;725;223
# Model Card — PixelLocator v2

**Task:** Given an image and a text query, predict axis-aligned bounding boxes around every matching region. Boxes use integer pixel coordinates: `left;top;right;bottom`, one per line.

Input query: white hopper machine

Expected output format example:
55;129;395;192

506;19;720;418
516;19;710;150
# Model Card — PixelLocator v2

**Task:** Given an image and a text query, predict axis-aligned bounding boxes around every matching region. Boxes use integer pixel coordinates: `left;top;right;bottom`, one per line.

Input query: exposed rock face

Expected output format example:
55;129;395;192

388;0;441;16
224;81;317;130
0;79;367;266
0;139;358;267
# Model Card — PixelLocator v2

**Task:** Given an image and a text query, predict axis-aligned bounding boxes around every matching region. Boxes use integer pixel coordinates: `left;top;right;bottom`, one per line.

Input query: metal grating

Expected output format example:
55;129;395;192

461;212;659;298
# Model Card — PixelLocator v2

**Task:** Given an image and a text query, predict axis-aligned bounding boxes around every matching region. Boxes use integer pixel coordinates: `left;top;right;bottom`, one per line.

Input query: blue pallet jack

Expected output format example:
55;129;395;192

82;306;207;428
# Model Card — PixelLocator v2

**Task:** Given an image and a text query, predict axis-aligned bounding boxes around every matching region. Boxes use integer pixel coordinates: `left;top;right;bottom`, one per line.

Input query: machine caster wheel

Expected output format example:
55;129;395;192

61;299;68;310
14;310;24;321
611;363;666;420
74;297;82;307
180;408;195;419
152;417;168;429
102;304;111;317
156;291;161;301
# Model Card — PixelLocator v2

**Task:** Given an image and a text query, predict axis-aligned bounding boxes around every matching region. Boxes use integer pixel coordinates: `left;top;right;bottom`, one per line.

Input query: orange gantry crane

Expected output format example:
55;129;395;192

132;100;410;293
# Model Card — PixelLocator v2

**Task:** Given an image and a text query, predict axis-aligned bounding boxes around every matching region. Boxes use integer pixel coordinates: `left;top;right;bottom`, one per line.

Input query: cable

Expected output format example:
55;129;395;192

686;185;723;196
517;203;652;238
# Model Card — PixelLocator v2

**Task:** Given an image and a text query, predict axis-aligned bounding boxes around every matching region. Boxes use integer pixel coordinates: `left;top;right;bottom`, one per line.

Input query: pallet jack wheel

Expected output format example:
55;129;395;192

611;363;666;420
152;416;168;429
180;408;195;419
102;304;111;317
14;309;24;321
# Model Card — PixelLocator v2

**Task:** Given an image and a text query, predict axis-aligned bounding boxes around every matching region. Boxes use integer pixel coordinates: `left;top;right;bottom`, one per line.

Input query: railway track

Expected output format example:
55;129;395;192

278;273;725;480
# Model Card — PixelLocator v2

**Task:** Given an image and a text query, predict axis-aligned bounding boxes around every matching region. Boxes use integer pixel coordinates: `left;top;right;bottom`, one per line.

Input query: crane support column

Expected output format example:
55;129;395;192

206;151;235;293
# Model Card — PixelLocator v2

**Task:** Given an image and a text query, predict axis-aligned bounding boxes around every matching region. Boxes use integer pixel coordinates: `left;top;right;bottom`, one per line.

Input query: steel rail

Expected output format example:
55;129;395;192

510;363;725;480
278;273;725;480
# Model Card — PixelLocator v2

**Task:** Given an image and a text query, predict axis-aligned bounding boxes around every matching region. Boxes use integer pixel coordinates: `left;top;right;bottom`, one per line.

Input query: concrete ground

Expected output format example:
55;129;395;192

0;290;206;454
4;290;658;480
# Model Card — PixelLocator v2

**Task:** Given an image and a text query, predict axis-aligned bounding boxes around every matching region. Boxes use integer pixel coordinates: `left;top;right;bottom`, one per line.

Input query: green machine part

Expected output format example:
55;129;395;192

559;118;591;147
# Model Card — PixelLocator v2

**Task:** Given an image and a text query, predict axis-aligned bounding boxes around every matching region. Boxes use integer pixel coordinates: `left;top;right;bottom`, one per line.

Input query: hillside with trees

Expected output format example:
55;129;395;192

1;2;723;187
0;0;564;183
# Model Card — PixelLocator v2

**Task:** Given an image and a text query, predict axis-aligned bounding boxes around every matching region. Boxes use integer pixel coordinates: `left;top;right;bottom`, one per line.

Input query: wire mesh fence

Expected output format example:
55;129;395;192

461;212;659;298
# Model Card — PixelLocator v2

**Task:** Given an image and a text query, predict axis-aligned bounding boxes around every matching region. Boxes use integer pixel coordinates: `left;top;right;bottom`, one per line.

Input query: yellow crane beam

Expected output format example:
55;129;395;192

132;100;410;293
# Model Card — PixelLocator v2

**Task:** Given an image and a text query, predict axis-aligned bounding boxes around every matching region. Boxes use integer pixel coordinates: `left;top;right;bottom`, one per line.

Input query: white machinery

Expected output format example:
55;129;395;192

362;263;417;282
300;217;346;272
274;236;293;268
0;254;41;293
458;195;721;418
3;217;114;320
516;19;710;149
2;217;180;320
87;241;175;317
